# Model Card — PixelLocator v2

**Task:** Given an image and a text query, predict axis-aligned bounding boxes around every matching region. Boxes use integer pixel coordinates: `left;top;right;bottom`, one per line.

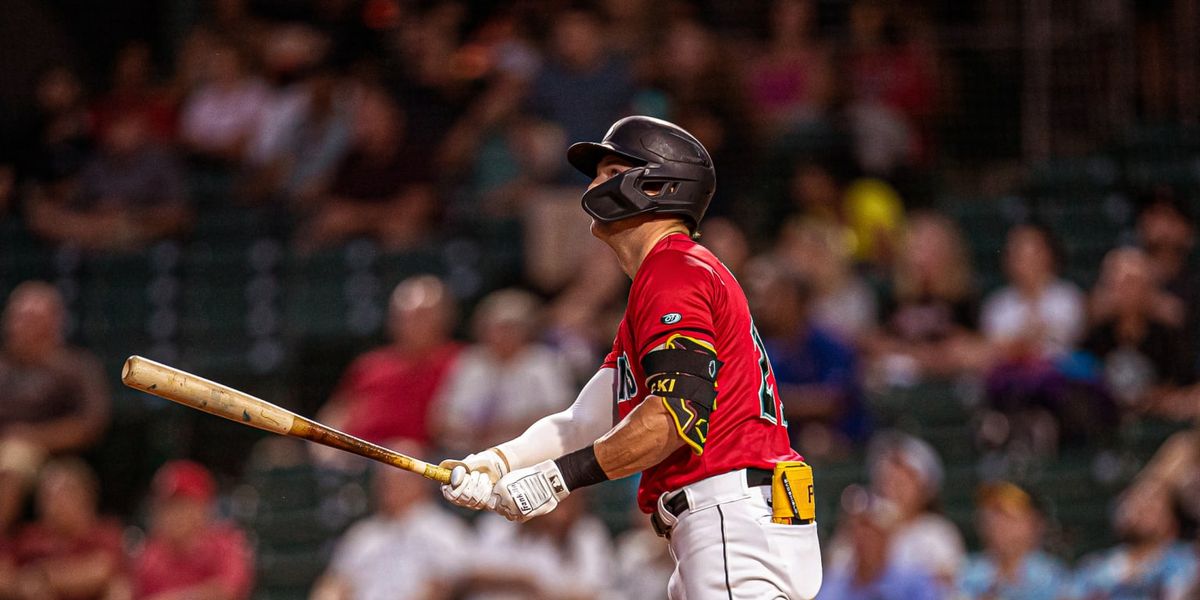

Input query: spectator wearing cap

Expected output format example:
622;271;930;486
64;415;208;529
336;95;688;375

0;458;125;600
312;439;470;600
129;461;253;600
958;482;1068;600
433;288;572;454
0;282;110;532
830;432;965;587
1069;481;1197;600
817;487;943;600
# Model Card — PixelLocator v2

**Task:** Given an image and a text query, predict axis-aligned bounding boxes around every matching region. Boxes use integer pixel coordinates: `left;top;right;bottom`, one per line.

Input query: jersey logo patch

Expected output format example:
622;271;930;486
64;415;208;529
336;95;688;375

661;312;682;324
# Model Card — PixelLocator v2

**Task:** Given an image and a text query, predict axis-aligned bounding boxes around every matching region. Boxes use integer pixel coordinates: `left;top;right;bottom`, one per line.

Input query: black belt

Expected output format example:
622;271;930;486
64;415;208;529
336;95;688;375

650;468;773;537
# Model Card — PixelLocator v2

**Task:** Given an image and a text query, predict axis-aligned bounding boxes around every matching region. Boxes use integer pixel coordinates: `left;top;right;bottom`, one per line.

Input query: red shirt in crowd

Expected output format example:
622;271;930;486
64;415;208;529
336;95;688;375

338;342;463;445
7;519;125;600
131;523;253;600
602;234;801;513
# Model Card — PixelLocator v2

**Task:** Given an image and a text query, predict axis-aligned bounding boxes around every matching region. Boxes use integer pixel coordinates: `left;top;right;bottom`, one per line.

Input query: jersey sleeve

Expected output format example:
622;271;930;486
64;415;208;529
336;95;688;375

629;250;718;357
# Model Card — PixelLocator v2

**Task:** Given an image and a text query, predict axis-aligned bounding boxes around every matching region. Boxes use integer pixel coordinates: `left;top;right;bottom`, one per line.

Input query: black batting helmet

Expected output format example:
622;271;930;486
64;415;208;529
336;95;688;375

567;116;715;230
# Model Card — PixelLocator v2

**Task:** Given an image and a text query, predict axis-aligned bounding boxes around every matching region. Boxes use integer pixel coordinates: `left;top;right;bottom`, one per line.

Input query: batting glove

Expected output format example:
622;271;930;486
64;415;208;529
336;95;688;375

491;460;570;522
440;448;509;510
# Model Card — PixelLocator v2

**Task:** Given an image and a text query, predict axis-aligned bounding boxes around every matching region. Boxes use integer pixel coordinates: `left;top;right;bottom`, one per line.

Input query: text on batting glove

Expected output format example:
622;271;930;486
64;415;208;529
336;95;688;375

491;460;570;522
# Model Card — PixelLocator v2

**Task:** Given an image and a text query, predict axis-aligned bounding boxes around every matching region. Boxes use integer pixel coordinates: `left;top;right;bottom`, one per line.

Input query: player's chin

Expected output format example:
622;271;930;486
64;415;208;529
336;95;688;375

589;218;605;239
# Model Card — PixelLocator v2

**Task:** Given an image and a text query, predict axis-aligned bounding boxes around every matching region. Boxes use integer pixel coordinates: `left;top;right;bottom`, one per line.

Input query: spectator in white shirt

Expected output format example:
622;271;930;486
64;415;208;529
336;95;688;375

312;439;471;600
982;223;1085;361
180;39;269;163
829;432;966;589
981;223;1100;454
461;493;615;600
434;289;572;454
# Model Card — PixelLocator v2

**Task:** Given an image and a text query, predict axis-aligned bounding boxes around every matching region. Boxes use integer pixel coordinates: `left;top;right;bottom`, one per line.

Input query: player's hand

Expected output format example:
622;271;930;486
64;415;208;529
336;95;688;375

440;449;509;510
491;460;570;522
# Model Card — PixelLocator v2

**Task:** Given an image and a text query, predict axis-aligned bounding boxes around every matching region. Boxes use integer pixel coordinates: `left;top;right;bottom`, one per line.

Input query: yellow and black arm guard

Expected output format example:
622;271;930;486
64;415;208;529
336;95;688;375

642;335;722;454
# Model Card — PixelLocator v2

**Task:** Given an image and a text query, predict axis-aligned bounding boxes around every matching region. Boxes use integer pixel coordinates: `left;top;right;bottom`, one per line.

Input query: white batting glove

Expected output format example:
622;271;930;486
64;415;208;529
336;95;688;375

491;460;570;522
440;448;510;510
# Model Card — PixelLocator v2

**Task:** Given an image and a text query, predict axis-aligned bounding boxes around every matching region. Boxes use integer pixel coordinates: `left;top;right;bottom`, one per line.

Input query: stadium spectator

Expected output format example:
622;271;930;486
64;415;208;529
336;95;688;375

845;0;938;162
312;439;469;600
818;487;943;600
461;493;614;599
983;224;1086;361
317;276;461;455
958;481;1068;600
1134;191;1200;395
244;25;338;174
296;87;436;251
129;461;253;600
0;459;125;600
746;0;827;136
25;109;191;252
1069;481;1197;600
980;224;1095;452
1136;429;1200;540
1083;247;1193;411
698;217;751;279
830;432;966;586
434;288;572;454
21;66;93;190
179;39;268;163
526;7;634;180
746;260;867;458
610;507;673;600
91;42;177;145
774;219;878;343
544;245;629;382
785;157;904;270
246;68;354;205
866;212;986;387
0;282;109;532
646;17;753;199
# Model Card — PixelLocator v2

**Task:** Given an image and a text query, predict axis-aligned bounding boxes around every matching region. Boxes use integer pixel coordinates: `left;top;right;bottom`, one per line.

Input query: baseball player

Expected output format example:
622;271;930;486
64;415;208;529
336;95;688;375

442;116;822;599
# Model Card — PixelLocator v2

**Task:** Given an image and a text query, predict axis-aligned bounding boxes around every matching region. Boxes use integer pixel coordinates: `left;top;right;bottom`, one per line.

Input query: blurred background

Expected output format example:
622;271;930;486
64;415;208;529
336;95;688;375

0;0;1198;598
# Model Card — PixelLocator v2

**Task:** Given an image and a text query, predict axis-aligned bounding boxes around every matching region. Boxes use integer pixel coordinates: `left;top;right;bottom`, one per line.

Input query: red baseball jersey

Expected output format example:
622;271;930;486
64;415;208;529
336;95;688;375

602;233;801;513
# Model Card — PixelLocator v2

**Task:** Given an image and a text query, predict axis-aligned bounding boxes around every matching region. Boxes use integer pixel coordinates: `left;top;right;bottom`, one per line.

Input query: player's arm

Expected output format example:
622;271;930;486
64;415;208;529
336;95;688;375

591;392;684;479
491;334;721;521
441;368;615;509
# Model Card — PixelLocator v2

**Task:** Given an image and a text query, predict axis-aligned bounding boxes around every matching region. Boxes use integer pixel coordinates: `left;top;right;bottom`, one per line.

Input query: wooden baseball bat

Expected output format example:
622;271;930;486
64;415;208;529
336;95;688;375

121;355;464;486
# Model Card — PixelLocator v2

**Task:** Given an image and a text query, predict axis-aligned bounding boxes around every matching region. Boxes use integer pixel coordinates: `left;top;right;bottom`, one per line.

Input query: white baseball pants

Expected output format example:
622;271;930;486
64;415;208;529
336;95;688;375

656;469;823;599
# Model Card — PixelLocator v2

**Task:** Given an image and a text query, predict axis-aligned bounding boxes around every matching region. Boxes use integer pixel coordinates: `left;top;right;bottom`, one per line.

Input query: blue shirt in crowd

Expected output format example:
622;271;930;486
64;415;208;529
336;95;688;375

1069;542;1197;600
764;325;871;442
958;550;1069;600
818;564;944;600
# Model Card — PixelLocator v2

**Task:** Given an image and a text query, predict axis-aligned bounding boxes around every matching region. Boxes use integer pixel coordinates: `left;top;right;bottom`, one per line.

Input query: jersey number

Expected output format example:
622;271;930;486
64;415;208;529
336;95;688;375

751;323;785;425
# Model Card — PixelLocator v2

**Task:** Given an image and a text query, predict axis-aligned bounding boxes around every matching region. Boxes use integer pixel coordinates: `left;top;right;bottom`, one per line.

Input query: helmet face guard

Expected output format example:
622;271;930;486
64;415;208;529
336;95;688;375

580;167;658;223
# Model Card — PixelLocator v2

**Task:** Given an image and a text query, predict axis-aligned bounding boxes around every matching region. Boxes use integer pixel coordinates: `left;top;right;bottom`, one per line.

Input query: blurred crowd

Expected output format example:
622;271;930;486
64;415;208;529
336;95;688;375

1;0;1200;598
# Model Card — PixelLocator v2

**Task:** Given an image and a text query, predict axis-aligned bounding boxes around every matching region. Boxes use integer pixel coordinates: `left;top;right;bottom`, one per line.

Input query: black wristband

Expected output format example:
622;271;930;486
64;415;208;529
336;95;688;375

554;445;609;491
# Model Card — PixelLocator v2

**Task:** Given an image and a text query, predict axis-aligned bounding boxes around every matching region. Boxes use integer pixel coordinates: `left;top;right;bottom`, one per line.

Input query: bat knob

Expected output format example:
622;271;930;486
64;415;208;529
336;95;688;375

449;465;467;488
